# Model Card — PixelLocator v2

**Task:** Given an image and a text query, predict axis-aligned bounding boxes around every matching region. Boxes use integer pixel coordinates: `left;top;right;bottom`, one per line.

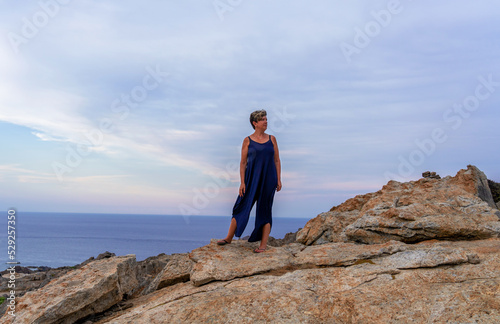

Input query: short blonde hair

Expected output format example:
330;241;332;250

249;110;267;129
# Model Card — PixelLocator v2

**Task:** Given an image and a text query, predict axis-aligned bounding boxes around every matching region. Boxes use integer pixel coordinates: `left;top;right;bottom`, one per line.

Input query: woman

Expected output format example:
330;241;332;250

217;110;282;253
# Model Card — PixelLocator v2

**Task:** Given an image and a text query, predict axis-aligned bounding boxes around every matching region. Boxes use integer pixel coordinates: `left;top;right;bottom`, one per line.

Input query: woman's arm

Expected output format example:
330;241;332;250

239;137;250;197
271;135;282;192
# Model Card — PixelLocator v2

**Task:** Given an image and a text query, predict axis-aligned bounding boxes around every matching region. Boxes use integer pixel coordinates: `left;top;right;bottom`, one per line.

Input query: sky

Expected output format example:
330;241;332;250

0;0;499;219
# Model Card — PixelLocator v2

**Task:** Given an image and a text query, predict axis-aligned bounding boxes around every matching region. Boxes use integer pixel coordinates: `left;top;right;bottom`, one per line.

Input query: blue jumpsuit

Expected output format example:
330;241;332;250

232;135;278;242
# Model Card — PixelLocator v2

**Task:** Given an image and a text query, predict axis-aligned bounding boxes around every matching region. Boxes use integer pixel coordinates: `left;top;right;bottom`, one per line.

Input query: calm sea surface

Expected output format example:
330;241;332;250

2;212;309;269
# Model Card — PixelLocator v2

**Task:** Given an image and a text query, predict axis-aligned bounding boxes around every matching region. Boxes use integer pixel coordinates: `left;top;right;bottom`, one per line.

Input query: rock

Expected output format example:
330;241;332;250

297;165;500;245
102;239;500;323
488;179;500;208
292;240;407;266
133;253;171;297
422;171;441;179
0;266;31;275
375;244;475;269
0;252;128;317
1;255;138;324
142;253;193;295
267;231;298;247
77;251;116;268
5;165;500;323
96;251;116;260
136;253;171;278
0;265;77;319
296;209;363;245
452;165;496;208
189;240;301;286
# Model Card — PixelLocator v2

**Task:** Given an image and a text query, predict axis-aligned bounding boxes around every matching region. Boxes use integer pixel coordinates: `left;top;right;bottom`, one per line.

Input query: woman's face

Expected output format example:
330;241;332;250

254;116;268;130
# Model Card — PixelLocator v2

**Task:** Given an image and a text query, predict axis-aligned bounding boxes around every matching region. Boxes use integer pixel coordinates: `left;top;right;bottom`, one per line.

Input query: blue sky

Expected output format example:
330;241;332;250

1;0;499;218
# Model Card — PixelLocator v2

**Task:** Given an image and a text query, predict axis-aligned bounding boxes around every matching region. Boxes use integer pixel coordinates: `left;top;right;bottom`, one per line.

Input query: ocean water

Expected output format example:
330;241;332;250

2;212;309;269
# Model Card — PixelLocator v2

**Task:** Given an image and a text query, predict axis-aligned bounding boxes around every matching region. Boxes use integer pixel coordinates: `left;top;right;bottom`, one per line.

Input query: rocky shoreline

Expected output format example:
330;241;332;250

1;165;500;323
0;231;298;322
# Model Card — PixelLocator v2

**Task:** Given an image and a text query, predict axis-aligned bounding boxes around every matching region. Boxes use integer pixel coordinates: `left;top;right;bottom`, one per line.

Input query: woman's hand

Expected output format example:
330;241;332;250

277;180;282;192
239;183;246;197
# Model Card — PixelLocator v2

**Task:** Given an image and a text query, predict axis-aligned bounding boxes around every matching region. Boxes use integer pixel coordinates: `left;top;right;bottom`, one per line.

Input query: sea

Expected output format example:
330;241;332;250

2;212;309;270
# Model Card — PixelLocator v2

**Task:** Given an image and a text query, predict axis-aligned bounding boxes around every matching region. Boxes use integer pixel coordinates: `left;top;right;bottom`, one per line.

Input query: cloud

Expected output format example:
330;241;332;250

1;1;499;215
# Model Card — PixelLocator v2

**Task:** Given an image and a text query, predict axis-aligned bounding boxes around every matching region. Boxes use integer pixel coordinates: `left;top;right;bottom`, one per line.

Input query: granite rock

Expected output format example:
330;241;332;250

188;239;301;286
102;239;500;323
1;255;138;324
297;165;500;245
142;253;193;295
133;253;171;297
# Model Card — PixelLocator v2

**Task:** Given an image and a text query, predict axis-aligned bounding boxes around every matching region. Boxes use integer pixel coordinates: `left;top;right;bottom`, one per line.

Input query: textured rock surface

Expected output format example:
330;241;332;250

1;255;137;324
297;165;500;245
142;253;193;295
133;253;171;297
489;179;500;208
189;239;301;286
292;240;406;266
101;239;500;323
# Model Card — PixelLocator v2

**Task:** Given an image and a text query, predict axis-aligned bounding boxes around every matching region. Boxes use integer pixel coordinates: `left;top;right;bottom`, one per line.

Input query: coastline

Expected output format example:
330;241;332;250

2;166;499;323
1;214;309;270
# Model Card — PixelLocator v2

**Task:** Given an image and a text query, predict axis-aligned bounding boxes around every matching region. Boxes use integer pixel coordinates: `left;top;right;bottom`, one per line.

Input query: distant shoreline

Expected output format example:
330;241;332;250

1;213;309;270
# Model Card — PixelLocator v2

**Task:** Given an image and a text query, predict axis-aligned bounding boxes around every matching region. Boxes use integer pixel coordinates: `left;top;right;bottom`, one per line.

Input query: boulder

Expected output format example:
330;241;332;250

297;165;500;245
489;179;500;209
267;231;298;246
422;171;441;179
142;253;193;295
1;255;137;324
188;239;303;286
133;253;172;297
451;165;496;208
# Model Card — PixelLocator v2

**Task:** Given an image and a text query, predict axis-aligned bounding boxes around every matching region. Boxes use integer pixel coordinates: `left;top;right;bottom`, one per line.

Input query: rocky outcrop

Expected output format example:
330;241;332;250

2;255;137;324
98;239;500;323
0;252;118;299
189;240;301;286
142;253;193;295
132;253;171;297
422;170;441;179
2;165;500;323
489;179;500;207
0;252;123;317
453;165;496;208
297;165;500;245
